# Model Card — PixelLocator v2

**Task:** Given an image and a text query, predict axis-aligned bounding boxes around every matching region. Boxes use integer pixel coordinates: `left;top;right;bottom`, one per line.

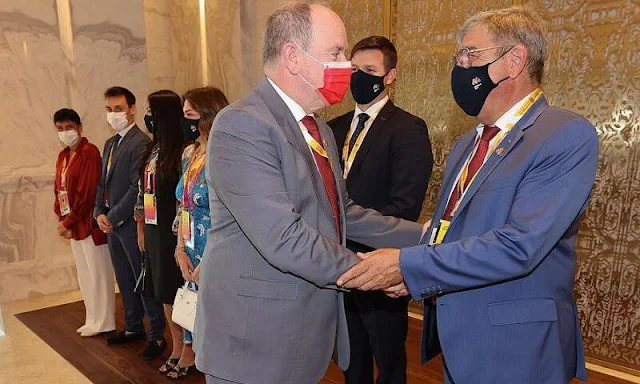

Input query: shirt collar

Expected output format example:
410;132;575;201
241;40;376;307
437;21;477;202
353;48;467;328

267;78;309;122
354;95;389;118
475;89;538;134
118;123;135;138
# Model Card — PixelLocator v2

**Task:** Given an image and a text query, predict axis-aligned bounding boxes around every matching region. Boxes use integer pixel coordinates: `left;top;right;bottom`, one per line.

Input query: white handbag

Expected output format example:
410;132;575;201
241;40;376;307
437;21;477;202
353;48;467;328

172;283;198;333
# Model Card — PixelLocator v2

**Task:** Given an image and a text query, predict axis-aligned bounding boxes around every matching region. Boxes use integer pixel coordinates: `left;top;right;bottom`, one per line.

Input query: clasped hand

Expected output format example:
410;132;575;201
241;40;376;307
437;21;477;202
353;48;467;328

337;248;409;298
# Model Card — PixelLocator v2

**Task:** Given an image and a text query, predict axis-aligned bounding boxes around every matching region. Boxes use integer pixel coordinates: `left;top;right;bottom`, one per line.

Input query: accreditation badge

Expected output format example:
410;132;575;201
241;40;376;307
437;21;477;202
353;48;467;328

428;219;451;246
182;211;195;249
143;193;158;225
58;190;71;216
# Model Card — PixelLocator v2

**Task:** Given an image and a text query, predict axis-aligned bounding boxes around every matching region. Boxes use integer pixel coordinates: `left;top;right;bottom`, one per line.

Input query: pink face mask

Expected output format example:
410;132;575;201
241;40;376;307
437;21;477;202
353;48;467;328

298;46;353;106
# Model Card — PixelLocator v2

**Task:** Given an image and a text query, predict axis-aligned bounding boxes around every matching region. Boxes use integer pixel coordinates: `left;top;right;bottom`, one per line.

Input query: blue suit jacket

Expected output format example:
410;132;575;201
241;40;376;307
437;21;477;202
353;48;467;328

400;96;598;384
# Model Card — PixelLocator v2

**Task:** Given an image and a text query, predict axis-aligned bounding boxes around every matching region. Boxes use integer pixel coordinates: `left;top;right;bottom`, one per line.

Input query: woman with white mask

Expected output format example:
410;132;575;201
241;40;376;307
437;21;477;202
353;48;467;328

53;108;116;337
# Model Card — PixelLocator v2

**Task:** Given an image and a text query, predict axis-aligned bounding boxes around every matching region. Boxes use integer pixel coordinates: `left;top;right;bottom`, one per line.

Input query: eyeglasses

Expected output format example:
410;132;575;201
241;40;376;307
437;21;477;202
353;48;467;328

453;45;512;67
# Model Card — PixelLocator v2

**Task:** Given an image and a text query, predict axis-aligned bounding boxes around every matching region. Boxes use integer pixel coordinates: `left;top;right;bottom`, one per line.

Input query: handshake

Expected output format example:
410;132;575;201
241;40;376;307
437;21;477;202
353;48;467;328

337;248;409;298
336;219;431;299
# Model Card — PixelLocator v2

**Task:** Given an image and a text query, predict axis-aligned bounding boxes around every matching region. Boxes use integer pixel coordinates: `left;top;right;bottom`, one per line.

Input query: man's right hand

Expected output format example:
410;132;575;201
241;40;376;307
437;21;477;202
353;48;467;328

96;214;113;234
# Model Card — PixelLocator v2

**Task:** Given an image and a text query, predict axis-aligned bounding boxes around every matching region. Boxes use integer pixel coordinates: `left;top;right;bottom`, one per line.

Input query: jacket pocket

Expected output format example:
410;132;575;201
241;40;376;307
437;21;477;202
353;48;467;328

237;276;298;301
488;298;558;326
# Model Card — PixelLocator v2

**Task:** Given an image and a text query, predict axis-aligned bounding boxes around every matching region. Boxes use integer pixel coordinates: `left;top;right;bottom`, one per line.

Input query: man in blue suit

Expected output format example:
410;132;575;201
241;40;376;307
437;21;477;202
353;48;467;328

338;7;598;384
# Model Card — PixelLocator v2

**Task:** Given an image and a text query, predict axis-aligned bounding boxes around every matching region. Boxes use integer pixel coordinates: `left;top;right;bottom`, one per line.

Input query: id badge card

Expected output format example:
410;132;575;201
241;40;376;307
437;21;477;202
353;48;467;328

182;211;195;249
58;190;71;216
433;219;451;245
143;193;158;225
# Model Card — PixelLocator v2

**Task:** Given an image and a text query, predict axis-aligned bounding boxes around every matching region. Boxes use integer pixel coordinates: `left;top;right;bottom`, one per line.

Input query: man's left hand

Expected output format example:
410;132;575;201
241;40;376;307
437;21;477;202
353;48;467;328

337;248;403;291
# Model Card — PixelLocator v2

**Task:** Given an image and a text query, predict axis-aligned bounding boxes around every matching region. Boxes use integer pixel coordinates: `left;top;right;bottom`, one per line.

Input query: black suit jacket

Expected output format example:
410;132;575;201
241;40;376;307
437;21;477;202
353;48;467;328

329;100;433;253
94;125;150;229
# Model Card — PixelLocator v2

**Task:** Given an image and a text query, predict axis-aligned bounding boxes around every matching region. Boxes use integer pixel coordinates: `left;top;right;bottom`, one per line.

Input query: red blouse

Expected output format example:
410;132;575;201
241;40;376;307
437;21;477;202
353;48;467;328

54;137;107;244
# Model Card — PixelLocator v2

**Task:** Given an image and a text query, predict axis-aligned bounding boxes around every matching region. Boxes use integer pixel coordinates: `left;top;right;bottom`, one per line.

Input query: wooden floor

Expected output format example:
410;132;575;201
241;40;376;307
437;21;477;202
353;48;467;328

16;296;631;384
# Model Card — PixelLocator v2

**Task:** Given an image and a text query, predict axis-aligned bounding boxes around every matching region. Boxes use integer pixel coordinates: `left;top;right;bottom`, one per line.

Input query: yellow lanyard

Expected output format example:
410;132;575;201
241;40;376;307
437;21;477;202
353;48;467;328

300;125;329;158
451;89;543;215
341;103;386;178
107;141;116;172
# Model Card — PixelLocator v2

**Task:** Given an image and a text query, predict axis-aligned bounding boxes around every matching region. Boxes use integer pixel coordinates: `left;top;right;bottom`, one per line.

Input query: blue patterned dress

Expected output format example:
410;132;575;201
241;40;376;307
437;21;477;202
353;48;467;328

175;145;210;342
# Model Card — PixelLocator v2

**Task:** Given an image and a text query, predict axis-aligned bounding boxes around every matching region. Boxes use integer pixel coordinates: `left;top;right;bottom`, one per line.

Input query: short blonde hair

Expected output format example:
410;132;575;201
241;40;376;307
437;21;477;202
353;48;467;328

458;7;548;84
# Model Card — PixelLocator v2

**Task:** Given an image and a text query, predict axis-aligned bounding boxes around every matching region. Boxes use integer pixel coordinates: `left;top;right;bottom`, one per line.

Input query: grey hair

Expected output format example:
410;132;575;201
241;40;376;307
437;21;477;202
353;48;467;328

457;7;548;84
262;3;314;67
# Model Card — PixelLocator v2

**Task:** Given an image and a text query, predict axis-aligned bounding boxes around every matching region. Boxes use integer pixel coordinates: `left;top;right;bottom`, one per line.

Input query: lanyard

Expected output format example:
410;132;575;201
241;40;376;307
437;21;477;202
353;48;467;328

341;103;386;178
107;140;116;172
183;150;206;211
60;151;76;189
449;89;543;216
299;125;328;158
144;148;159;193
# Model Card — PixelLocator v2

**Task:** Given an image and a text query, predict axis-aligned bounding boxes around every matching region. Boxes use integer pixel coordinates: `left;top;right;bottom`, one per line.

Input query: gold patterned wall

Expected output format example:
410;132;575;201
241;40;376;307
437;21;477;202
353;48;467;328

329;0;640;373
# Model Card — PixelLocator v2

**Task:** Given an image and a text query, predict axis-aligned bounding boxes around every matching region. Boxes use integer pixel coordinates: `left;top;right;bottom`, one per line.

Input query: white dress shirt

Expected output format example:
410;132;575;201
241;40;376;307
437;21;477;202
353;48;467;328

343;96;389;177
116;123;135;145
267;78;320;163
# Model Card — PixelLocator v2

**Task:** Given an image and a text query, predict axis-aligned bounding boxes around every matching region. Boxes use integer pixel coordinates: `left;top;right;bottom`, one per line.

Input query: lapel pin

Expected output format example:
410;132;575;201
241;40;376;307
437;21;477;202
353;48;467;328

496;148;505;156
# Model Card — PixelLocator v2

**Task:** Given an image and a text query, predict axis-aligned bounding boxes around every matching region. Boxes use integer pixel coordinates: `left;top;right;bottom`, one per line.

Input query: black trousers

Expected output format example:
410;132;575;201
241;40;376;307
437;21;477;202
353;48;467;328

343;289;409;384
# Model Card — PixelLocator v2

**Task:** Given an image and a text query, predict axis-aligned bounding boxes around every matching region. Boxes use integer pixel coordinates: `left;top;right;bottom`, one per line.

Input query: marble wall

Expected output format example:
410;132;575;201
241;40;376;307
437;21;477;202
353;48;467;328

144;0;289;101
0;0;149;303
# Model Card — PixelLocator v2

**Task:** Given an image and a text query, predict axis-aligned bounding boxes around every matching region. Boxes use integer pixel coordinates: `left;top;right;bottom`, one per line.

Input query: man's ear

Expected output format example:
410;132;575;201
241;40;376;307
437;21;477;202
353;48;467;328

283;42;303;75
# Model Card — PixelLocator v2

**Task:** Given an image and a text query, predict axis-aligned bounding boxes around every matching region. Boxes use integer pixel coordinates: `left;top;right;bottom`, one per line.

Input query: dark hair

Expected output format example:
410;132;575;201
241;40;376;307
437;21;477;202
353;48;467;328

53;108;81;125
104;86;136;107
182;87;229;141
351;35;398;72
140;90;185;180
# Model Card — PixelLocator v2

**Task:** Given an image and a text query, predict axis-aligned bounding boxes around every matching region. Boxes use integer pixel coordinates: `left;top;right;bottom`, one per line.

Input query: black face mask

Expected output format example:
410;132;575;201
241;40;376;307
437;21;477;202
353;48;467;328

451;52;510;116
181;117;201;142
144;115;155;135
350;69;388;105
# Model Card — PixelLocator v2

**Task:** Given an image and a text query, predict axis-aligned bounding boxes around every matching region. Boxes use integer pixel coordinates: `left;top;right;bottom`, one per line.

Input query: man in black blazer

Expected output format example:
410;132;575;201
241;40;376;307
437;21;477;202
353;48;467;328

94;86;165;360
329;36;433;384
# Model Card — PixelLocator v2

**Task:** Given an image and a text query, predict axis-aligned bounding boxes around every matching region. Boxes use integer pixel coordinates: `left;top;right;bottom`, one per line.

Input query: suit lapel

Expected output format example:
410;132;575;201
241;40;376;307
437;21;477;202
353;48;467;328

347;101;396;178
256;79;335;227
431;132;477;224
448;96;550;229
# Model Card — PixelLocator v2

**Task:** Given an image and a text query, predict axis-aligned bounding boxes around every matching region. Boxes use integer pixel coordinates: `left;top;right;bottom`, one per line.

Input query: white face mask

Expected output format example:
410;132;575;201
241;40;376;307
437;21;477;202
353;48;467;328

58;130;80;147
106;111;130;132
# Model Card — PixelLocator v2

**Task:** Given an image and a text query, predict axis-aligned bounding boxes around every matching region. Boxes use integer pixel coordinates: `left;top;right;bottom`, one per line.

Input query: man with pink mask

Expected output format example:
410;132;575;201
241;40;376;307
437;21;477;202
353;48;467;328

194;3;423;384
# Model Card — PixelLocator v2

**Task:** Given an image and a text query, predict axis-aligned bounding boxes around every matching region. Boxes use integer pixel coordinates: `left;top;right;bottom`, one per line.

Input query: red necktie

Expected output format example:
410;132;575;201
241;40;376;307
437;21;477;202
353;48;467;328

301;116;342;239
443;125;501;220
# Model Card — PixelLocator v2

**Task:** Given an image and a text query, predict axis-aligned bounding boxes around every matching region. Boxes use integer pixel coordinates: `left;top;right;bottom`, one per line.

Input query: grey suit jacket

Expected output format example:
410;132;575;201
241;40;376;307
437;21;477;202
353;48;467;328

193;79;422;384
94;125;149;229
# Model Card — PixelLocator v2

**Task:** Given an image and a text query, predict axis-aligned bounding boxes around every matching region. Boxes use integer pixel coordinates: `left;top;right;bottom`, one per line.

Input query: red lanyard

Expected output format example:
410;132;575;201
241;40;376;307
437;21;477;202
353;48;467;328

60;152;76;189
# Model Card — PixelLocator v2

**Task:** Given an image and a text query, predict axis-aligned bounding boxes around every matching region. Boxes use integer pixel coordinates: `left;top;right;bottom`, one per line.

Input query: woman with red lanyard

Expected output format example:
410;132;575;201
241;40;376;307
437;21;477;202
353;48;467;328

53;108;115;337
171;87;229;379
134;90;186;373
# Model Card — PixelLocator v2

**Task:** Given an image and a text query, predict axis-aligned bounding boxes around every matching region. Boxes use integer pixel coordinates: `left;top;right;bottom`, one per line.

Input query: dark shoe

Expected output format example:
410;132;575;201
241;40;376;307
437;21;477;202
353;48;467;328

143;339;167;360
107;330;146;345
159;358;180;374
167;364;196;380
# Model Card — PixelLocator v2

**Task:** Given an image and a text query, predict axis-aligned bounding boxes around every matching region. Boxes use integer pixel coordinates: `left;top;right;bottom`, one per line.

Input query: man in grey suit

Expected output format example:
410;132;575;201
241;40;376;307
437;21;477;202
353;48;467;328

194;3;424;384
94;86;166;360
